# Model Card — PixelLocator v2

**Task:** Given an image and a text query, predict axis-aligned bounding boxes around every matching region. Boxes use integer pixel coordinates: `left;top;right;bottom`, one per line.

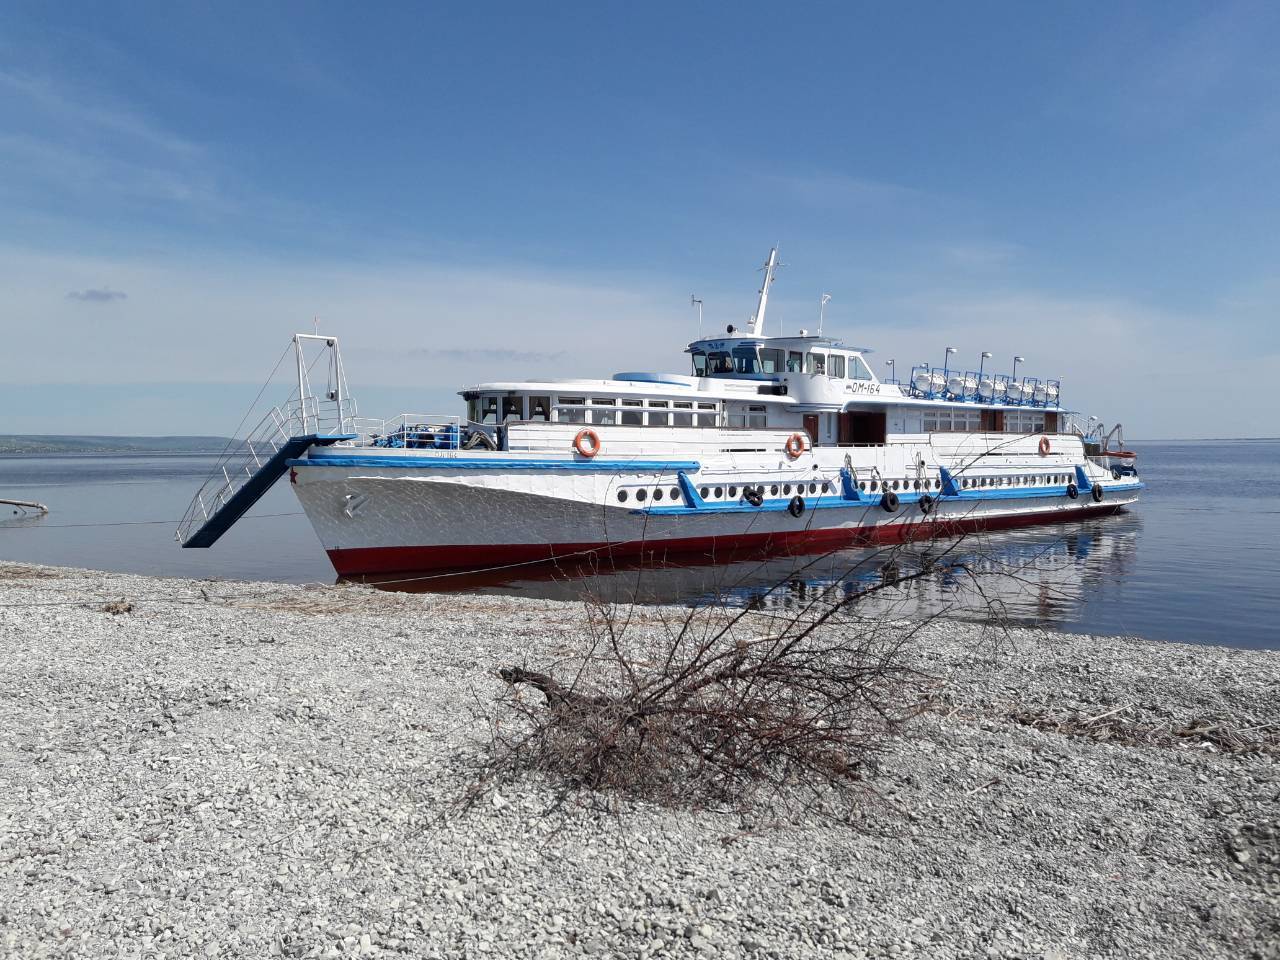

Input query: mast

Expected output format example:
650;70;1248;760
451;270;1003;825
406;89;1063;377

747;247;780;337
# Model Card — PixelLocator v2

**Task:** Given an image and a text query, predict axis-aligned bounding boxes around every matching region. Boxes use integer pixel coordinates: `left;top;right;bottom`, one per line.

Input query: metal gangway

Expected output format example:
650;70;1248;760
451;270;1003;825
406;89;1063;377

175;335;356;548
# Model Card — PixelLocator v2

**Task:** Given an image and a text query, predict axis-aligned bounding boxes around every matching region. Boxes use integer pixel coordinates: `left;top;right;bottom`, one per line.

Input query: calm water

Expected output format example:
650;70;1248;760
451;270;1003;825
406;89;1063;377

1;441;1277;649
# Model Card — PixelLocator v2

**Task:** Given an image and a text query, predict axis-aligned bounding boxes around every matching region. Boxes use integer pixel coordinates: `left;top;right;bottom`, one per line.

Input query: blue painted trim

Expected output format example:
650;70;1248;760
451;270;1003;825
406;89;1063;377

939;467;961;497
838;467;863;502
1074;464;1093;493
675;471;706;509
291;455;701;472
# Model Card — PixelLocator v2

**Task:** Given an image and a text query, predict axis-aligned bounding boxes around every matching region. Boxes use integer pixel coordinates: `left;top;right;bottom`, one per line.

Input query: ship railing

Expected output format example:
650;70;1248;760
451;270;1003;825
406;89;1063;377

348;413;499;451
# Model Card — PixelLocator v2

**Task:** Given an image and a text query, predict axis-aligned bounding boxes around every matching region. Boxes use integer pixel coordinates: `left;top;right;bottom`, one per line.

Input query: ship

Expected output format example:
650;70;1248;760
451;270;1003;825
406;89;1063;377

177;249;1142;577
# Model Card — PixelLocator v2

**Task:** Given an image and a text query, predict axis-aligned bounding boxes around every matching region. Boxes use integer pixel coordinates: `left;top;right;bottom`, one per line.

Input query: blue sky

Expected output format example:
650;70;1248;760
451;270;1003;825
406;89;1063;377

2;1;1278;437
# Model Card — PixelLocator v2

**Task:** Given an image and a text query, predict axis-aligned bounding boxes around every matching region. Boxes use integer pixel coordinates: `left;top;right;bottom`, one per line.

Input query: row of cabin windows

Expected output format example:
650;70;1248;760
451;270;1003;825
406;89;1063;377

471;394;724;427
923;410;1049;433
694;348;873;380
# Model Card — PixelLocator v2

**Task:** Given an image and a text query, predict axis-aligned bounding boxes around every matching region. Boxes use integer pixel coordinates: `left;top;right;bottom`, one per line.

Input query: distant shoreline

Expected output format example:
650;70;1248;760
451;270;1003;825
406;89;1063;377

0;435;236;456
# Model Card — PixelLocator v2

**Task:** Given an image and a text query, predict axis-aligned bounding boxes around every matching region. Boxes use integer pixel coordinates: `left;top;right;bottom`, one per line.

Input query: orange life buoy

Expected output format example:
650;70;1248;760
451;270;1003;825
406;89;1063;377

1038;436;1051;456
573;428;601;459
784;433;806;459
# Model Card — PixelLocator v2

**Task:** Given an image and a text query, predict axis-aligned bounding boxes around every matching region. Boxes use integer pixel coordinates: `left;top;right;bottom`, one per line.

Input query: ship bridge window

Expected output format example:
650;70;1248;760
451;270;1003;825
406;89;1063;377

787;351;803;372
478;395;499;423
806;353;827;375
691;351;708;377
761;348;785;373
501;396;523;422
528;396;550;421
732;346;761;374
707;351;733;374
554;396;586;424
849;356;873;380
829;355;846;379
621;398;643;426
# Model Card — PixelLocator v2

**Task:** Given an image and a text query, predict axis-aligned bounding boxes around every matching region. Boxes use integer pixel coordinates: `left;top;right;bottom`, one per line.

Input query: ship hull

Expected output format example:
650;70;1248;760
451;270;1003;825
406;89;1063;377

287;444;1141;577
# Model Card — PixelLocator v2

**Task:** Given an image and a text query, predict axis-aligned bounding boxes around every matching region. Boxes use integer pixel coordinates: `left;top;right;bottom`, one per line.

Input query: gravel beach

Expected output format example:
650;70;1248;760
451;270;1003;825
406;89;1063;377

1;562;1276;960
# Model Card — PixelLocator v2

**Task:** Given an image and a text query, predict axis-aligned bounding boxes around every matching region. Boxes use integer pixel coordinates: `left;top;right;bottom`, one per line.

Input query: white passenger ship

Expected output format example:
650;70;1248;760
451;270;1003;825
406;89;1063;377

177;249;1142;576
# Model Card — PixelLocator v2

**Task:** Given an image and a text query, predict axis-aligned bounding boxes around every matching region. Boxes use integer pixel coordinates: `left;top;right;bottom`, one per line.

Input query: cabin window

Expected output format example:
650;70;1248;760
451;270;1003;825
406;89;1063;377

620;398;643;426
806;353;827;375
555;396;586;424
673;401;693;426
691;352;708;377
1005;411;1047;433
829;355;846;379
647;399;670;426
589;398;617;426
501;396;523;422
747;404;767;429
787;351;803;372
695;402;717;427
849;356;873;380
923;408;981;432
479;396;500;423
528;396;550;421
760;348;785;373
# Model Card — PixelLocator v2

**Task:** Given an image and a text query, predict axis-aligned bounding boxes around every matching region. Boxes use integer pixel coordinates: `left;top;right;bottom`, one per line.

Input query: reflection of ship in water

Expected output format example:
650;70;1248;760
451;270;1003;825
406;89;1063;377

351;512;1142;630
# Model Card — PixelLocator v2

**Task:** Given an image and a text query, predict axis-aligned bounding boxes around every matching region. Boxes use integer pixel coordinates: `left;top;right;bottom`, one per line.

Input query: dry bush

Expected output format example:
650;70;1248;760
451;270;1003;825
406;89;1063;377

485;542;977;818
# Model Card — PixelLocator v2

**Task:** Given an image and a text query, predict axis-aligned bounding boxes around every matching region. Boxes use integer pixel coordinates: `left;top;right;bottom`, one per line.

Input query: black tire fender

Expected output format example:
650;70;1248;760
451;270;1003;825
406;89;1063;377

1066;482;1079;500
1092;483;1105;503
919;494;934;515
881;490;900;512
744;486;764;507
787;495;805;518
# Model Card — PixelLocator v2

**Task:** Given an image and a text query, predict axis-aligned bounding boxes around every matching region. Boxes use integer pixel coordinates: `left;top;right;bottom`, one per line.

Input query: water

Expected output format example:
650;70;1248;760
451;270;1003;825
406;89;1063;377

0;442;1276;649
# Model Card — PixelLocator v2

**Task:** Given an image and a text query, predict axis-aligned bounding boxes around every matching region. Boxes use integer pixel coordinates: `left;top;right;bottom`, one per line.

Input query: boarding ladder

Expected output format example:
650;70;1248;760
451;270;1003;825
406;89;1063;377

175;334;355;548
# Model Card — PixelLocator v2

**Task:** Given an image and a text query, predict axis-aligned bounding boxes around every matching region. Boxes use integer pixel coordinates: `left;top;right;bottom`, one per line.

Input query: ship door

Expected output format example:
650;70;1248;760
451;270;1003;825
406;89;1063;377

803;414;820;445
839;410;887;445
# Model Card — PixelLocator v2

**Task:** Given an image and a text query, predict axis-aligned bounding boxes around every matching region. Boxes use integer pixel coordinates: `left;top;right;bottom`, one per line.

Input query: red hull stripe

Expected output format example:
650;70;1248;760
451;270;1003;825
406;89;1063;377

326;504;1124;577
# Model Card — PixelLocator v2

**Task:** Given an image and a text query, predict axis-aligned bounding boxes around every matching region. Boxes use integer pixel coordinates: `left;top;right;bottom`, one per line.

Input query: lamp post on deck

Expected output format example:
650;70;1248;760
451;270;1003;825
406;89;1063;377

691;296;703;337
978;351;992;380
943;346;957;381
885;359;895;383
1012;355;1025;381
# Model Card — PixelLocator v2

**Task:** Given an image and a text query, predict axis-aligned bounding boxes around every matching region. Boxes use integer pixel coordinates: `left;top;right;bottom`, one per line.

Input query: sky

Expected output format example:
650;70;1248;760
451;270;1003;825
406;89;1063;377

1;1;1278;438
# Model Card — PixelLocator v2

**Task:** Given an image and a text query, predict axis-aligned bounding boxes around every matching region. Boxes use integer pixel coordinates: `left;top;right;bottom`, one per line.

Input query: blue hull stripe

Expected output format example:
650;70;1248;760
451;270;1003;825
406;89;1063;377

291;455;701;472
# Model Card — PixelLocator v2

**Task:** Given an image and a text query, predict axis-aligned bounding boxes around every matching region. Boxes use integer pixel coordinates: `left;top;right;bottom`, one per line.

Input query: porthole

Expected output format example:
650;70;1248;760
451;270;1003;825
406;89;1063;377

913;480;920;491
891;480;900;491
654;488;664;501
870;480;879;491
859;482;867;492
784;484;792;494
821;482;830;493
714;486;723;498
671;487;680;500
808;483;817;494
637;489;647;502
700;487;710;498
771;484;779;496
617;490;628;503
728;485;738;498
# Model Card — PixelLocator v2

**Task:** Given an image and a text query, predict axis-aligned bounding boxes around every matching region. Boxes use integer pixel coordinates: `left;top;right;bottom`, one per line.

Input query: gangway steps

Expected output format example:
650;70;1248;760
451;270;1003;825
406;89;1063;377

181;434;352;548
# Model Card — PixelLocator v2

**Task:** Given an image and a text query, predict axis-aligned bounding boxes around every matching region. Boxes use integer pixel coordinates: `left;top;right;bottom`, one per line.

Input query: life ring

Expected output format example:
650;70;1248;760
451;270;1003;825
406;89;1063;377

1066;482;1079;500
1092;483;1105;503
880;490;900;513
1038;436;1051;456
784;434;806;459
787;495;805;517
573;428;601;459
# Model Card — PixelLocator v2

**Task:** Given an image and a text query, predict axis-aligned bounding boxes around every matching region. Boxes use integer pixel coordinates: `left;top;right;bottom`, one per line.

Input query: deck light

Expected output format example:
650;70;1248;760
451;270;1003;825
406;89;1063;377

978;351;992;381
885;359;895;382
943;346;957;380
1012;355;1025;380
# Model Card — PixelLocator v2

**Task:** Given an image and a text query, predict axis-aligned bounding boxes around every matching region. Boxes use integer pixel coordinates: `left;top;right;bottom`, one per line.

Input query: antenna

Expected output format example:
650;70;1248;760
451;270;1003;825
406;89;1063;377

747;247;781;337
691;295;703;337
818;294;831;337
